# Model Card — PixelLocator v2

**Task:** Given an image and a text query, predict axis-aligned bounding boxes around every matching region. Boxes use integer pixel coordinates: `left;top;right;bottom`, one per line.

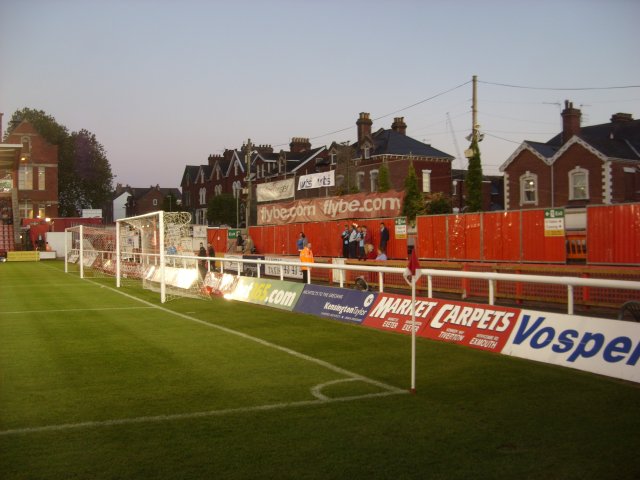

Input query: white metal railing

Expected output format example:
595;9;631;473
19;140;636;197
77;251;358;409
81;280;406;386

167;254;640;315
66;242;640;315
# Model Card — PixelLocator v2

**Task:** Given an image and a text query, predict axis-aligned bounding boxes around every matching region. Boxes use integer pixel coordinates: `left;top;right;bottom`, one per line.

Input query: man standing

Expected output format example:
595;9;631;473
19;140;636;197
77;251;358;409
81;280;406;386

341;224;350;258
379;222;390;255
300;242;314;283
348;224;358;259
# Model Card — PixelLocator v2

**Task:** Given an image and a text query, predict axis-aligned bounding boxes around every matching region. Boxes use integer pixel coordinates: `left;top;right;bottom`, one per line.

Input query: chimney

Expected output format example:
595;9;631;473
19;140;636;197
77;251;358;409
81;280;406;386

611;112;633;123
356;112;372;144
561;100;581;144
391;117;407;135
289;137;311;153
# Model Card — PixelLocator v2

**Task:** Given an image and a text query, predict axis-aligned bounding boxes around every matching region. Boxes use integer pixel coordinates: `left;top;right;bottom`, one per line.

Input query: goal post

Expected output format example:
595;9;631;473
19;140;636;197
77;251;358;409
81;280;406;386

65;210;204;303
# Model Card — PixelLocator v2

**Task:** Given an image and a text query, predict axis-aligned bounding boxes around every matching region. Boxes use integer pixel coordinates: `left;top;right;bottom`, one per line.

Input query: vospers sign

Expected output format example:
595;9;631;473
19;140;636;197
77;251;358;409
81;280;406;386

257;191;403;225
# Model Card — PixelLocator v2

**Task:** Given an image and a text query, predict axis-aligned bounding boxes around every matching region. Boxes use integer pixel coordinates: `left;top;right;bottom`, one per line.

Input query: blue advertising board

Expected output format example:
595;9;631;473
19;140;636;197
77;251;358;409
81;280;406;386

294;285;378;324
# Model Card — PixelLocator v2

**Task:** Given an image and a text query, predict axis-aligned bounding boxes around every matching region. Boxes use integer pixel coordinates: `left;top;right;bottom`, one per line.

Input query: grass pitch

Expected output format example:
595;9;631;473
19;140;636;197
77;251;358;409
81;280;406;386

1;261;639;479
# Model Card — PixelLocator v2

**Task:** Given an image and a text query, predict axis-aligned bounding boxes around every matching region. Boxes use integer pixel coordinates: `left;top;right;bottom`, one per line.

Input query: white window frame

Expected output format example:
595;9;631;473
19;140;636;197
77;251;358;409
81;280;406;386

199;187;207;205
520;172;538;205
370;169;379;192
356;171;365;191
569;166;589;200
422;169;432;193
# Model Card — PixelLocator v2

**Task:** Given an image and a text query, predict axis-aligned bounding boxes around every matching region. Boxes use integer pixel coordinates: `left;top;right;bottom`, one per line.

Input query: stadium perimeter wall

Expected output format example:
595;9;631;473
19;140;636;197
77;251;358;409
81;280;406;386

247;203;640;265
207;273;640;384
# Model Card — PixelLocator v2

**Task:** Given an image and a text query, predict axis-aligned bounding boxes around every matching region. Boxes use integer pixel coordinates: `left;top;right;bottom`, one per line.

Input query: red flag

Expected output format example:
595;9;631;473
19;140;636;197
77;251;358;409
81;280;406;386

403;248;421;281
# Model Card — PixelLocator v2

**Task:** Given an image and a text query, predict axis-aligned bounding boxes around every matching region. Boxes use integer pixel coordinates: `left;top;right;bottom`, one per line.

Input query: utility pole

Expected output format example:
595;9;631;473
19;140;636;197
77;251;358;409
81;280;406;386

245;138;253;228
471;75;479;142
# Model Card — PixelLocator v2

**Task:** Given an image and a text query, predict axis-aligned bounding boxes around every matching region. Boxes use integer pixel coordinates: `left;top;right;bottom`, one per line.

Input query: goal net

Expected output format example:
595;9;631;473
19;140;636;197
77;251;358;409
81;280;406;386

65;211;212;302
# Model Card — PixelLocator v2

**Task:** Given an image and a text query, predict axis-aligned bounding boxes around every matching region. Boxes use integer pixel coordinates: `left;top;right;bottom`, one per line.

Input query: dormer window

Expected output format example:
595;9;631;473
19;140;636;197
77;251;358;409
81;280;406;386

364;146;370;160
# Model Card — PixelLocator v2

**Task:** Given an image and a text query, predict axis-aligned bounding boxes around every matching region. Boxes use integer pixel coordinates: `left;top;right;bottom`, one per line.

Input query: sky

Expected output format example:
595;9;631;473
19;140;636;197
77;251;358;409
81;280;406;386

1;0;639;189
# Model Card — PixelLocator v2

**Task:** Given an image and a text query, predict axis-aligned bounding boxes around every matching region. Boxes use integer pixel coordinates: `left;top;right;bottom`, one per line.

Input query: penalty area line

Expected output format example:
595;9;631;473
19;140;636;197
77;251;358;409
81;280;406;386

0;390;407;437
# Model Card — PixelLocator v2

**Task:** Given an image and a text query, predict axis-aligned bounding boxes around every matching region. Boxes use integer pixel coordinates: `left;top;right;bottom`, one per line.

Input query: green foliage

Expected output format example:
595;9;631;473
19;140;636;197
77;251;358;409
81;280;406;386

425;192;453;214
465;138;483;212
163;192;182;212
401;161;424;223
6;108;113;216
207;193;237;226
377;160;391;192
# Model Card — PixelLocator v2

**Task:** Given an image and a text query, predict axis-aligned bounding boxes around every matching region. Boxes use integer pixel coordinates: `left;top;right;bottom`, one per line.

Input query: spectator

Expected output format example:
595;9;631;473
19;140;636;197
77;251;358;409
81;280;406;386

207;242;216;270
299;242;314;283
348;224;358;258
375;249;387;261
198;242;207;278
341;224;350;258
296;232;307;252
379;222;390;254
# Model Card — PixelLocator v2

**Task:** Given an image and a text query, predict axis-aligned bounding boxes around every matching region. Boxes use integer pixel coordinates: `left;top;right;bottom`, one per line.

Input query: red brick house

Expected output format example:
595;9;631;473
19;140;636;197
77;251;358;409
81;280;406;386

0;120;59;222
500;101;640;210
180;112;454;227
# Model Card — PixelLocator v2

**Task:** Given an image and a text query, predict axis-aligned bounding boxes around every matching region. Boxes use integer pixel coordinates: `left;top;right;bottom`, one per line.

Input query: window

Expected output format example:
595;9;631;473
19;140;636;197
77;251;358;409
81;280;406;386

215;185;222;195
199;187;206;205
336;174;345;188
330;153;336;165
153;199;158;206
21;136;31;153
422;170;432;193
363;146;370;160
370;170;379;192
216;167;221;181
356;172;365;191
38;167;46;190
19;201;33;219
569;167;589;200
452;180;458;196
19;164;32;190
520;172;538;205
234;161;239;176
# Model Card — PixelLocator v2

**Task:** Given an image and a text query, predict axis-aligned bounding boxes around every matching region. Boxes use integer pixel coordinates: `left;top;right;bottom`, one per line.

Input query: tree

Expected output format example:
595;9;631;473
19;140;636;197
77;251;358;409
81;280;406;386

163;192;182;212
401;162;425;224
465;138;483;212
58;129;114;216
377;160;391;192
207;194;237;226
424;192;452;215
6;108;114;217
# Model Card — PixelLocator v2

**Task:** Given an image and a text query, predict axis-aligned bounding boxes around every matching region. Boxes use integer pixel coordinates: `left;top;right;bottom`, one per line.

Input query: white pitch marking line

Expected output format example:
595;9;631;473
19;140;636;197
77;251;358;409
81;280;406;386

86;279;407;396
311;378;361;401
0;306;155;315
0;390;406;437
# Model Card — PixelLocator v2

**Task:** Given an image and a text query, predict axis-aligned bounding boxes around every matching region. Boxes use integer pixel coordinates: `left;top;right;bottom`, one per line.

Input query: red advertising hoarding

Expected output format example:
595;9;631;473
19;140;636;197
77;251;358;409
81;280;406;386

363;293;521;353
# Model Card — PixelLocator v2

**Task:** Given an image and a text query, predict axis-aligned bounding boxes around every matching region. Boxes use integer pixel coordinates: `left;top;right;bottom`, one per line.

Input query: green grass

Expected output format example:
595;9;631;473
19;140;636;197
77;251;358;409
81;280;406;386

1;261;639;479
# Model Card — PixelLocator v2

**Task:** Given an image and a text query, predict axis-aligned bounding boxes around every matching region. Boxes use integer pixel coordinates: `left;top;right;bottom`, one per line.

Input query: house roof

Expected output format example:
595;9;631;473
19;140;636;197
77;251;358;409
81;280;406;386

501;116;640;171
356;128;453;159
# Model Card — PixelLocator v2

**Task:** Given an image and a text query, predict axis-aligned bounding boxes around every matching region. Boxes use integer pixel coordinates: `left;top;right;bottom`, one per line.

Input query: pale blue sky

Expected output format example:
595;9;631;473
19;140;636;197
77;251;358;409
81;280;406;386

1;0;639;188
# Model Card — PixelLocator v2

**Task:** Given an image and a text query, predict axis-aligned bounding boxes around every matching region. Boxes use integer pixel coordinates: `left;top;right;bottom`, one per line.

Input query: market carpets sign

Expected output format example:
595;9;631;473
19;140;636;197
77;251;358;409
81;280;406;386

257;190;403;226
363;294;520;353
225;277;304;311
294;285;377;324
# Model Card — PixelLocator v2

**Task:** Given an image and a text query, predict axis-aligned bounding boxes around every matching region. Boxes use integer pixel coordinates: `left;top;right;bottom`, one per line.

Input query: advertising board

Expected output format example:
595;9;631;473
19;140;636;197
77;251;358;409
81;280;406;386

363;294;520;353
225;277;304;311
294;285;377;324
264;255;303;279
502;310;640;383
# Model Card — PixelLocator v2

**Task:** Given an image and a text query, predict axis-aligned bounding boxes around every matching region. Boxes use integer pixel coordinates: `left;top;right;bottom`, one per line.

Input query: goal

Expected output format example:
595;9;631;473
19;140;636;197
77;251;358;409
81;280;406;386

65;210;208;302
